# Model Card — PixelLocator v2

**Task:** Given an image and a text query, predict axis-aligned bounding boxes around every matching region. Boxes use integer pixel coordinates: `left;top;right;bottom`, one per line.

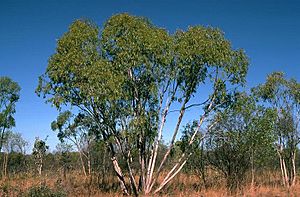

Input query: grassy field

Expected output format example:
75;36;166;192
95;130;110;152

0;170;299;197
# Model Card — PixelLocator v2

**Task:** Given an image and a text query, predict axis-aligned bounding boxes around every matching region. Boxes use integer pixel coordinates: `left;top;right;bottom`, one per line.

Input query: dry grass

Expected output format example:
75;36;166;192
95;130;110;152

0;171;299;196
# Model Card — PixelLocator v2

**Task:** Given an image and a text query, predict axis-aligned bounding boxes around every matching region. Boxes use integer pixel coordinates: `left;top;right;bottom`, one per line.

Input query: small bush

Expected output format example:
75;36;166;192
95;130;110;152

26;184;66;197
0;182;22;197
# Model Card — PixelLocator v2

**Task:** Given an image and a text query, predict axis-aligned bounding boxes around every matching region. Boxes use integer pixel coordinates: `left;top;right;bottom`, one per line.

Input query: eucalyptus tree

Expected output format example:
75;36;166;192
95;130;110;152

37;13;248;195
56;142;73;180
51;111;95;177
252;72;300;187
2;131;28;154
206;93;276;192
0;77;20;152
1;131;28;177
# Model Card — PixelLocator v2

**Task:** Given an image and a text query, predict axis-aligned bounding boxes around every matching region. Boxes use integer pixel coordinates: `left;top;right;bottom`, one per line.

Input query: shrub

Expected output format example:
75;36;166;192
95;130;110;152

26;184;66;197
0;182;22;197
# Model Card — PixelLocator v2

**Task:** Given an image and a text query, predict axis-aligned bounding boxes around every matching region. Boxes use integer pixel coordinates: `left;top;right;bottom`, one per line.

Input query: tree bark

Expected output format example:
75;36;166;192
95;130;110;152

278;153;286;187
146;99;187;193
111;156;129;195
291;150;296;186
145;84;178;193
78;150;87;177
38;159;42;176
2;152;8;178
251;149;255;189
282;157;289;187
150;96;215;193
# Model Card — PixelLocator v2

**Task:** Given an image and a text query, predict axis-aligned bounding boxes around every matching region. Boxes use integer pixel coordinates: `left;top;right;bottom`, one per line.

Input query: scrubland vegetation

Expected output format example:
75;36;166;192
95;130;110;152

1;150;300;196
1;13;300;196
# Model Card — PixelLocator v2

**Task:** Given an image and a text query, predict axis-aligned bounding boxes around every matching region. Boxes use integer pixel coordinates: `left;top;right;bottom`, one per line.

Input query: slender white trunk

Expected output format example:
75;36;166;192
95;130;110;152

146;92;176;193
251;150;255;189
2;153;8;178
151;115;206;192
78;150;87;177
111;156;129;195
87;156;91;176
151;96;215;193
278;152;286;187
38;158;43;176
282;157;289;187
114;135;138;196
146;99;188;193
154;156;189;194
292;150;296;186
126;156;138;196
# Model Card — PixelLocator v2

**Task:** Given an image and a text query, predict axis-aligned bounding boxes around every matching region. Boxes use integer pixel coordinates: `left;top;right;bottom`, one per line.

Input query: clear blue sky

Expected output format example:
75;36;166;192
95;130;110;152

1;0;300;151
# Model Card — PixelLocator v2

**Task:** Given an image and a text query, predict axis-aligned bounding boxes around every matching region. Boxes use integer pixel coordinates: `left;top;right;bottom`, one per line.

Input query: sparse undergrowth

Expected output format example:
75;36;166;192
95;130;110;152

25;184;66;197
0;171;299;196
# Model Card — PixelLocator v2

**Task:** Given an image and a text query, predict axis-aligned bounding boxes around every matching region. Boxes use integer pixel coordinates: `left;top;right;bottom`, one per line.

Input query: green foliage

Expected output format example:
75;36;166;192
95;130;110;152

0;182;22;197
2;131;28;154
178;121;201;153
36;19;121;108
37;13;248;144
56;142;73;170
207;93;276;192
252;72;300;132
37;13;249;193
32;138;49;157
252;72;300;108
174;26;248;88
178;121;208;185
0;77;20;151
51;111;74;142
51;111;96;144
252;72;300;185
26;184;66;197
7;152;27;174
32;138;49;175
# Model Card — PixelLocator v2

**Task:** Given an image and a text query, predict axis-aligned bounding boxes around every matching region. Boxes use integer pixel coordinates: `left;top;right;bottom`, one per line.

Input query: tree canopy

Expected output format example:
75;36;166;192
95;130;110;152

37;13;248;195
0;77;20;152
252;72;300;187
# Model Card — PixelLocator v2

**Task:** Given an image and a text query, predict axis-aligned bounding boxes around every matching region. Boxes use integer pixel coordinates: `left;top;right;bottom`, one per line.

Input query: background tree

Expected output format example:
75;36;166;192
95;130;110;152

177;121;208;188
252;72;300;187
206;93;276;192
37;13;248;195
51;111;95;177
1;131;28;178
0;77;20;153
32;137;49;176
55;142;73;180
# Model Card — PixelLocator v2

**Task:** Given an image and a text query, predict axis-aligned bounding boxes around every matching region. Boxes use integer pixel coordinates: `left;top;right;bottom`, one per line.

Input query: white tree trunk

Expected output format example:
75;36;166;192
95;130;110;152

111;156;129;195
291;150;296;186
